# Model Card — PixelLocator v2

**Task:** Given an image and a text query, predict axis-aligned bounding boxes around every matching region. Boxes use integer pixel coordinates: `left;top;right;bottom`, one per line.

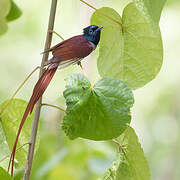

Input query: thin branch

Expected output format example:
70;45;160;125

0;142;30;163
23;1;58;179
41;103;66;112
112;139;123;149
0;66;41;116
80;0;97;11
48;30;64;41
79;0;123;28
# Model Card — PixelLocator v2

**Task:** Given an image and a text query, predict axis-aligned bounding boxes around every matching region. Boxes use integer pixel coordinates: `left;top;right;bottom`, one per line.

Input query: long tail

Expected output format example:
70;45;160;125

8;67;58;176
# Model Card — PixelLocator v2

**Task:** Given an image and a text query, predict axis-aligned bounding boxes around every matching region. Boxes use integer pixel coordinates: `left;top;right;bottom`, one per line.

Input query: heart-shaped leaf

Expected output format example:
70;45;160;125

133;0;167;25
62;74;134;140
0;99;38;168
91;3;163;89
102;126;150;180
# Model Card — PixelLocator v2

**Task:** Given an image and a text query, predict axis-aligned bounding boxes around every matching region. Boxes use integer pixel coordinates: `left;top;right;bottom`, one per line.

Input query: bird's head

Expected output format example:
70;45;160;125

83;25;103;45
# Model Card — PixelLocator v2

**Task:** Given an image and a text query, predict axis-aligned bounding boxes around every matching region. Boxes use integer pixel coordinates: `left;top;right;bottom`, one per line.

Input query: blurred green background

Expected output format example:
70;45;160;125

0;0;180;179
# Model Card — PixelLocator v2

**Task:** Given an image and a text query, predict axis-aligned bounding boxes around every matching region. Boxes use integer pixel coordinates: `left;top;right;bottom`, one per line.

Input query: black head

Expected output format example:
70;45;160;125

83;25;103;45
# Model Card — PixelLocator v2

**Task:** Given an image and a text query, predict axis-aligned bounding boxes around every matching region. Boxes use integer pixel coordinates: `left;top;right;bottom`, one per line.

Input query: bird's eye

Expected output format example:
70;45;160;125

89;29;93;34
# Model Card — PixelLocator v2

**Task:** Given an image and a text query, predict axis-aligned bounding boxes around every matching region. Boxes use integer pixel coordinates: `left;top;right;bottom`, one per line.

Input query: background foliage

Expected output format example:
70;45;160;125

0;0;180;179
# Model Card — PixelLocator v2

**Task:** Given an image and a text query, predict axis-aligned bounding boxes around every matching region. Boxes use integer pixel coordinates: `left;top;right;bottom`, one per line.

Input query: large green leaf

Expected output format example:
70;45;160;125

62;74;134;140
102;126;150;180
0;167;12;180
133;0;167;25
91;3;163;89
0;99;34;168
6;0;22;22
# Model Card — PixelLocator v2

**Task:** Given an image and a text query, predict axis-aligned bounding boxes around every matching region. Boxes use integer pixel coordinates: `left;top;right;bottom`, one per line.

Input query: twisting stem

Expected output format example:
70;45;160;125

41;103;66;112
23;1;58;179
0;66;41;116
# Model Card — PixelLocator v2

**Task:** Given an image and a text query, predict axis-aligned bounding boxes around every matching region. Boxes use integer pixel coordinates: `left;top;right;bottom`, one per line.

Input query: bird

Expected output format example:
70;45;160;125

8;25;103;176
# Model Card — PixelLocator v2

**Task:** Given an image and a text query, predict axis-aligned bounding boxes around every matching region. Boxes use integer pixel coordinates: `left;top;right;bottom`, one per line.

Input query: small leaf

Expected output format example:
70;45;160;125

0;167;12;180
0;0;21;36
102;126;150;180
6;0;22;22
91;3;163;89
62;74;134;140
0;99;35;168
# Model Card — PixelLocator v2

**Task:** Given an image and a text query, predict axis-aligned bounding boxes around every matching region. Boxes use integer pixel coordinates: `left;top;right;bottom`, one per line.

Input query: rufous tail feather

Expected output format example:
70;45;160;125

8;67;58;176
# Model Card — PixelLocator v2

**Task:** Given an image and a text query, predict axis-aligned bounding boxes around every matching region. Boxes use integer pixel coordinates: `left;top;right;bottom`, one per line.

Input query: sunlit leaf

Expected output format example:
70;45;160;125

102;126;150;180
91;3;163;89
133;0;167;25
0;167;12;180
0;99;35;168
62;74;134;140
6;0;22;22
0;123;9;169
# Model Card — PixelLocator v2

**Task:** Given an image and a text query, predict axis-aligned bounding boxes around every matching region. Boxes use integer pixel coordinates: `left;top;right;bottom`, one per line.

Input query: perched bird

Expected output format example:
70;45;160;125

8;25;103;176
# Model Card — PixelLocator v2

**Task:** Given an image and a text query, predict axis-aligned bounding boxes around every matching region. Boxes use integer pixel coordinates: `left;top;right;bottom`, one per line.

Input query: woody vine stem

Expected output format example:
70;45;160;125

23;0;58;179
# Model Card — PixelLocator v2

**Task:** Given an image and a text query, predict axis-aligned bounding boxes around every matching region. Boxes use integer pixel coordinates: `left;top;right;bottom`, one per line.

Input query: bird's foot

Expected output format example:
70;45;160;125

77;61;86;77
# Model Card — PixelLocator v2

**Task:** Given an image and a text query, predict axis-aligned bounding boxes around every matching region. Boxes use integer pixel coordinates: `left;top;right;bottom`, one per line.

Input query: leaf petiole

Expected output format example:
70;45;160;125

48;30;64;41
0;66;41;117
41;103;66;112
79;0;123;28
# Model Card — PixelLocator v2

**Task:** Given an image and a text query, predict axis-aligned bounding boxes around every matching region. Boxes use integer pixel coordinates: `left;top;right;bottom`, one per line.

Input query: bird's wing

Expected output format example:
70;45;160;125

58;58;82;70
52;35;94;61
41;37;69;54
42;35;94;58
44;35;94;67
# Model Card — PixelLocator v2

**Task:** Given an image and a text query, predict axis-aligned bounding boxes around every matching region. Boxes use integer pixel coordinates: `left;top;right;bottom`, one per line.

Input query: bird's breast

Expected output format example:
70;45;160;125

88;41;97;51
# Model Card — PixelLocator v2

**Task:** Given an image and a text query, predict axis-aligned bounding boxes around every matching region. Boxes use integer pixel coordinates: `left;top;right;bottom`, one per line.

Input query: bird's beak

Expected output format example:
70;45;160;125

95;26;103;32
